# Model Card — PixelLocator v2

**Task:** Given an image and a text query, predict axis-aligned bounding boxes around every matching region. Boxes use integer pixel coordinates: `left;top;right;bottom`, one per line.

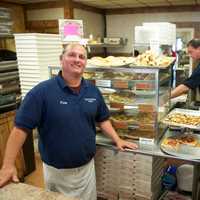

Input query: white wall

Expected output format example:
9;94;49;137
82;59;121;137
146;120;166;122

106;12;200;53
74;8;104;38
74;8;104;53
27;8;64;20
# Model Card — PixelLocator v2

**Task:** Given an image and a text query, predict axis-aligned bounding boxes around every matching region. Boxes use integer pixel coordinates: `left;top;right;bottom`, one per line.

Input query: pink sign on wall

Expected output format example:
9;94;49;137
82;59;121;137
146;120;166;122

64;23;80;36
59;19;83;42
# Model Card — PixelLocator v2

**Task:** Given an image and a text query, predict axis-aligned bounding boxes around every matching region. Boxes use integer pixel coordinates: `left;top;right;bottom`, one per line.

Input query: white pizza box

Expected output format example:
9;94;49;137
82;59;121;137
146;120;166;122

19;76;48;82
15;48;62;53
15;44;62;49
19;73;41;78
18;68;48;74
16;55;60;60
17;60;59;67
14;33;62;40
19;79;41;83
16;52;61;57
18;72;49;79
14;34;62;47
14;38;61;43
20;85;34;90
18;67;49;72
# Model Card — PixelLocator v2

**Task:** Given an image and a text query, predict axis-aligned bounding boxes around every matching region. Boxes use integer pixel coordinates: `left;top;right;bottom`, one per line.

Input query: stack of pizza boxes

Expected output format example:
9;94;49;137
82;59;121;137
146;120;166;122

14;33;62;99
95;147;119;200
95;146;164;200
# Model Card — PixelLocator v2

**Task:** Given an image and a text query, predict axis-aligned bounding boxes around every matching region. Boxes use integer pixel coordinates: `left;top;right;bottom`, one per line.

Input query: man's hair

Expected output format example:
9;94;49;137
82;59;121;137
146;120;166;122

187;39;200;49
60;43;87;60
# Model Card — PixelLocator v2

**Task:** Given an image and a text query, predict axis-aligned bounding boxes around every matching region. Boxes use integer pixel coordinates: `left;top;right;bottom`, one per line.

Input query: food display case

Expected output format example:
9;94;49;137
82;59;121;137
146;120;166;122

84;62;173;142
48;57;173;142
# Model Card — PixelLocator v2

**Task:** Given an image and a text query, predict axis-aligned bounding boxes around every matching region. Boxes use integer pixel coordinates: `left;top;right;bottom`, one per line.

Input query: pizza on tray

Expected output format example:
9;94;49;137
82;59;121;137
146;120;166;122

161;134;198;151
164;113;200;126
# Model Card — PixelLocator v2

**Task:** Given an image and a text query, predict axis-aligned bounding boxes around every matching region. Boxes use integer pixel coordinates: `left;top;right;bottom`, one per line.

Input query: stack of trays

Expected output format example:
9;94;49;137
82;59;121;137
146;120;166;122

14;33;62;98
95;146;164;200
0;61;20;108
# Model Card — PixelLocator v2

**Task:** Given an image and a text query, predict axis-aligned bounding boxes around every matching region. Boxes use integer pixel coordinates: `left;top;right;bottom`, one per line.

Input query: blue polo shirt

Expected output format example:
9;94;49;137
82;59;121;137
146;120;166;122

183;63;200;90
15;73;110;169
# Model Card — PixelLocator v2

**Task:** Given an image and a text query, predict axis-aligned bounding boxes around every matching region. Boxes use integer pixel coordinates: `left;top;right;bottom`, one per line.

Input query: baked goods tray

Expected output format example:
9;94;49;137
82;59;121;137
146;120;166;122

162;108;200;130
87;63;133;68
160;131;200;160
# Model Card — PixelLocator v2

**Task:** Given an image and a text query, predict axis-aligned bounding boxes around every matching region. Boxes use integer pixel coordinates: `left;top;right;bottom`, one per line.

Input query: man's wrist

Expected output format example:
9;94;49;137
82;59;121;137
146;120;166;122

2;161;15;169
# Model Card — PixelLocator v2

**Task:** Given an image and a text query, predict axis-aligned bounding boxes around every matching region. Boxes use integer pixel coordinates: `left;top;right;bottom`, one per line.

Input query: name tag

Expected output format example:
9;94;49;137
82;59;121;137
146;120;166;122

96;80;111;88
84;98;96;103
60;100;68;105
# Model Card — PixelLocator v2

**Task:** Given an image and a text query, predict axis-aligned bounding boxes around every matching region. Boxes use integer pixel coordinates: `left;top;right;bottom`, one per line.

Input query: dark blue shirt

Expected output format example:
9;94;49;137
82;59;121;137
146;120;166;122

183;63;200;90
15;73;109;169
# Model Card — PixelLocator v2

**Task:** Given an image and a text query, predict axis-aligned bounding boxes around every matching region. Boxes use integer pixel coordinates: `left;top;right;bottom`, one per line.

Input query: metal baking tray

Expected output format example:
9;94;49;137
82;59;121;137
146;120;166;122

160;131;200;160
162;108;200;130
87;62;133;68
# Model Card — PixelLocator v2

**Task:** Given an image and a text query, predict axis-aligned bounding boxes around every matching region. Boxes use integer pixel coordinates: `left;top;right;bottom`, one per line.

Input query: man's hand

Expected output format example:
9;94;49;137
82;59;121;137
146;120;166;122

0;165;19;187
99;120;138;151
115;138;138;151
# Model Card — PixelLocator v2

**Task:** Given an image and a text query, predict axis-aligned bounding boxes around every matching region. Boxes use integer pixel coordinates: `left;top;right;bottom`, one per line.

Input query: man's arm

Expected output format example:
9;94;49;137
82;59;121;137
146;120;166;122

171;84;189;98
0;127;27;187
98;120;137;150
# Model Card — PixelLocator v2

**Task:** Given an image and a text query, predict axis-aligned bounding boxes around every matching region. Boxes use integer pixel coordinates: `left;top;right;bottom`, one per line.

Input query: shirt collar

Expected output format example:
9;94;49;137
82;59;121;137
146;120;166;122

56;71;88;90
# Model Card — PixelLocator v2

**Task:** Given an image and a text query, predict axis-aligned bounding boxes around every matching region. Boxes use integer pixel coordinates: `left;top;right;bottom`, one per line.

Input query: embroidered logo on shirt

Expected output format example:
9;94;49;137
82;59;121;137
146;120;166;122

84;98;96;103
60;100;68;105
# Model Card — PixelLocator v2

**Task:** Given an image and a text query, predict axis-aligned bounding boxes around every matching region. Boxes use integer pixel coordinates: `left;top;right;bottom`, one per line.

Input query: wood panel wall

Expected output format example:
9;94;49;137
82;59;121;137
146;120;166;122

0;3;25;51
24;0;103;33
0;111;25;180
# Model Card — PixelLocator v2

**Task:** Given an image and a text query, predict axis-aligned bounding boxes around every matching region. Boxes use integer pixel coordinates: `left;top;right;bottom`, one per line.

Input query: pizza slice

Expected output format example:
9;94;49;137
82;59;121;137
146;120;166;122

161;136;179;151
161;134;199;152
178;134;198;146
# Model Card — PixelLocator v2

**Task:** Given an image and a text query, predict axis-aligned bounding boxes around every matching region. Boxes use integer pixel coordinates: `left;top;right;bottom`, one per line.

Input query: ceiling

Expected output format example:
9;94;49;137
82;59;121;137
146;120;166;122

1;0;199;9
73;0;199;9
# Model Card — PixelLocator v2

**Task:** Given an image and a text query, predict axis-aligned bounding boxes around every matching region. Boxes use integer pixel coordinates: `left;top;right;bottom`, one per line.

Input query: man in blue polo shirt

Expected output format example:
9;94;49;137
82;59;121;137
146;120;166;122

0;44;137;200
171;39;200;98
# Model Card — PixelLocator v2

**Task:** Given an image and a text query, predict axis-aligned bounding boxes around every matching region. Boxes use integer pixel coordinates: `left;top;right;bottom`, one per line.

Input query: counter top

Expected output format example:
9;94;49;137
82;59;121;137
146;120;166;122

96;133;200;163
0;183;79;200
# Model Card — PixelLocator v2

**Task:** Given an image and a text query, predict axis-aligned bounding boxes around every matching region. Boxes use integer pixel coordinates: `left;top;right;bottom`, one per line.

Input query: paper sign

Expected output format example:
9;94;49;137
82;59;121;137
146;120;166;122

64;23;79;36
59;19;83;43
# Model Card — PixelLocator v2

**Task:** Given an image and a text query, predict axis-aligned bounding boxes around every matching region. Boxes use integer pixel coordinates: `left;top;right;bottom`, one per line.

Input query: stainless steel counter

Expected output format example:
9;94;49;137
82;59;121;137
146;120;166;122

96;134;200;163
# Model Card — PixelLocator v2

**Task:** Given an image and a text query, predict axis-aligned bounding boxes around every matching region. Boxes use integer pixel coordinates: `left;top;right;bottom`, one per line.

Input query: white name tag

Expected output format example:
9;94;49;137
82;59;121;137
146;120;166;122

139;137;154;145
96;80;111;88
84;98;96;103
60;100;68;105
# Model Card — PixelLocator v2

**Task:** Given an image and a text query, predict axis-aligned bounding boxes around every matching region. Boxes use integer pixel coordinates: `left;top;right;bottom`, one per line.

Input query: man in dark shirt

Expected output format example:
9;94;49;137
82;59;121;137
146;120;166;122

0;44;137;200
171;39;200;98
